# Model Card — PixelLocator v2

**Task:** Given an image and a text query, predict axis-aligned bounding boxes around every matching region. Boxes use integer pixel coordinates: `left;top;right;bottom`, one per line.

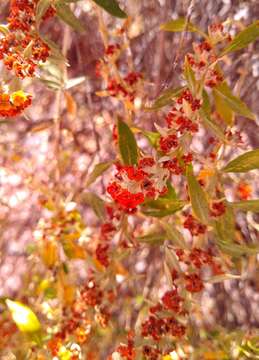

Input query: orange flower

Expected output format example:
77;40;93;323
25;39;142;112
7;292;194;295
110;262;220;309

0;91;32;117
236;182;252;200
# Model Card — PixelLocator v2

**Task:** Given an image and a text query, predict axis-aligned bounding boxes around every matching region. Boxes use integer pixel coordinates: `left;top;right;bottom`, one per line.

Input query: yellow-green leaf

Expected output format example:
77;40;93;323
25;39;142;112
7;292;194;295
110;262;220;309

145;86;185;110
214;82;255;120
221;21;259;56
213;87;234;126
186;166;209;224
222;149;259;173
141;199;185;218
92;0;127;18
160;17;202;34
229;200;259;213
86;161;113;187
56;2;84;32
214;203;235;243
6;299;41;333
184;56;196;93
117;118;138;165
199;108;226;143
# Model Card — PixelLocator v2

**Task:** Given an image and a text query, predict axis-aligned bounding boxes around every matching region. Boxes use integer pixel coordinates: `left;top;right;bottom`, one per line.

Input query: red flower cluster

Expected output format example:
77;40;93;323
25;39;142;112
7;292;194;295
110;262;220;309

0;0;53;78
48;279;111;357
183;214;207;236
105;43;121;56
107;159;170;211
107;181;145;210
159;134;178;153
106;72;143;103
0;91;32;117
186;37;226;88
210;200;226;217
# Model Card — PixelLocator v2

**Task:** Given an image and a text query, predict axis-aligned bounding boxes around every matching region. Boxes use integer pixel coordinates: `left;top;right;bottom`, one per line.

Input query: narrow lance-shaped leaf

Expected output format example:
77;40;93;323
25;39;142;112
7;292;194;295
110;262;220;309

117;118;138;165
186;165;209;224
199;107;226;143
81;192;105;220
213;88;234;126
221;21;259;56
6;299;41;333
145;86;185;111
214;203;235;243
55;2;84;32
92;0;127;19
222;149;259;173
141;199;185;218
229;200;259;213
160;17;203;35
86;161;113;187
184;56;196;93
214;82;255;120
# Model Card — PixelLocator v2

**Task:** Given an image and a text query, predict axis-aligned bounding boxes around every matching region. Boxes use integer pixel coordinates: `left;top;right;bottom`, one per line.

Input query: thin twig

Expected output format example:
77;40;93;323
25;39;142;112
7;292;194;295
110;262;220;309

156;0;196;96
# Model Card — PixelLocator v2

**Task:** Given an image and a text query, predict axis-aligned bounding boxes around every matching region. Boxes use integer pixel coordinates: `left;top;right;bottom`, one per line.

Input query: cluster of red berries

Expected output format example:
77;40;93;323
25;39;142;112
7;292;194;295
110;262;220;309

95;205;122;267
0;91;32;117
106;72;143;102
48;279;111;358
163;152;193;175
107;159;169;212
105;43;121;56
210;200;226;217
186;37;224;88
183;214;207;236
0;0;53;78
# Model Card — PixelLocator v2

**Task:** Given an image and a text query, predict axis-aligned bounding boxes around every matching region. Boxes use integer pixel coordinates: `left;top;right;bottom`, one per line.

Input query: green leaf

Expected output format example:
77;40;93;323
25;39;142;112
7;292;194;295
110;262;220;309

92;0;127;19
117;118;138;165
161;181;177;200
165;246;181;272
184;56;196;93
222;149;259;173
55;2;84;32
221;21;259;56
217;240;259;257
81;192;105;220
145;86;185;110
160;17;201;33
142;130;160;148
161;222;188;249
213;87;234;126
214;203;235;243
186;165;209;224
229;200;259;213
36;0;51;24
199;108;226;143
202;90;211;116
86;161;113;187
206;273;241;283
137;230;166;245
141;199;185;218
214;82;255;120
6;300;41;333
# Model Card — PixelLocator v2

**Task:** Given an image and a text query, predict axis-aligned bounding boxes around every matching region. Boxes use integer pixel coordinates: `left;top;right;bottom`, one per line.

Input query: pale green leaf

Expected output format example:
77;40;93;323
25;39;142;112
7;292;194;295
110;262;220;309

222;149;259;173
186;166;209;224
221;21;259;56
214;82;255;120
117;118;138;165
86;161;113;187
